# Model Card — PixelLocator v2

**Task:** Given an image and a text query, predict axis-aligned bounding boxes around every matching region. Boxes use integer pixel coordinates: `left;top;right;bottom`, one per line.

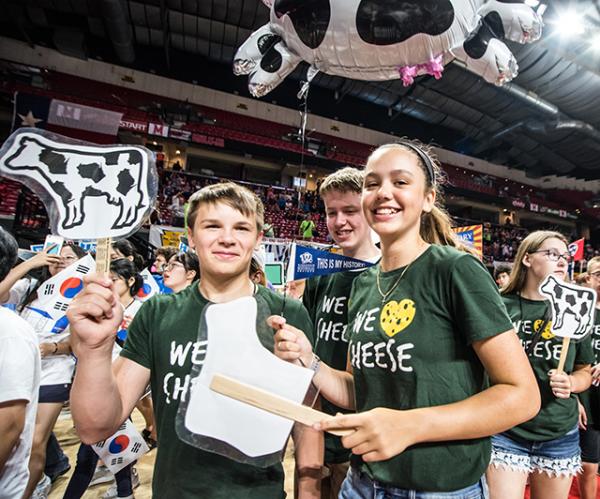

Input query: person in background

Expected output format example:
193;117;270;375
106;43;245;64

110;240;145;272
302;167;380;499
577;258;600;499
487;231;593;499
162;250;199;293
151;246;177;294
299;214;316;241
494;263;512;289
0;227;41;499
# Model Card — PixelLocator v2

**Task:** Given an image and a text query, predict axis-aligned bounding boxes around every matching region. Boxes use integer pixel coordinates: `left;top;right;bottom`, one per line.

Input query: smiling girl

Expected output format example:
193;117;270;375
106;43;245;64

486;232;594;499
273;140;541;498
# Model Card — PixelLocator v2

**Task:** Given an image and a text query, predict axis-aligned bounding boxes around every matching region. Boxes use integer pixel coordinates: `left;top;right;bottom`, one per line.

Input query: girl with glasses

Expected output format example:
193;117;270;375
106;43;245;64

163;251;199;293
487;231;594;499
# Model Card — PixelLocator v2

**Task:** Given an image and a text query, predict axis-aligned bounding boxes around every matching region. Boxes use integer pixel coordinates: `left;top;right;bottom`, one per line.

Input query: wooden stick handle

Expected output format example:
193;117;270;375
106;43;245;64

95;237;112;275
210;374;354;437
557;336;570;373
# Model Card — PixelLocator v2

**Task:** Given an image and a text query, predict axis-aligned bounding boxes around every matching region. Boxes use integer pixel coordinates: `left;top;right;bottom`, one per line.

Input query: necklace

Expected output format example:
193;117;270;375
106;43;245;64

376;263;412;304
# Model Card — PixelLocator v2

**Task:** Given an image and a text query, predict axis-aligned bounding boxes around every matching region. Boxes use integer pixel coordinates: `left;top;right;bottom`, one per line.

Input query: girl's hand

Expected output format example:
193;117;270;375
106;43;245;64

548;369;572;399
268;315;313;367
317;408;420;462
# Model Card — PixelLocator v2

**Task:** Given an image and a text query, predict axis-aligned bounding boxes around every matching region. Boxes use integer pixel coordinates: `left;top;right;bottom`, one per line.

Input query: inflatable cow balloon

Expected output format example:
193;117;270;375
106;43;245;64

234;0;543;97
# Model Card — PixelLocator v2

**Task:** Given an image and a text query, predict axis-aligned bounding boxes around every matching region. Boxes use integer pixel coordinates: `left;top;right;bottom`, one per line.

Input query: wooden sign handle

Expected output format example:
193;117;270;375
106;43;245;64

210;374;354;437
556;336;570;373
95;237;112;275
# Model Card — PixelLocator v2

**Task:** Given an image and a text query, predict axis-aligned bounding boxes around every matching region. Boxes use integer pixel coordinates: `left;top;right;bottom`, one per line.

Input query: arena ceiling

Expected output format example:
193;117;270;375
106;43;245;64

1;0;600;180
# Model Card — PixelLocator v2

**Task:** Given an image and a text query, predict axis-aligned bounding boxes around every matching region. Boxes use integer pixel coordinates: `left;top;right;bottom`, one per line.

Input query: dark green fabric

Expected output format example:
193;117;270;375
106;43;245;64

503;294;595;442
303;270;363;464
347;245;513;492
121;284;313;498
577;308;600;429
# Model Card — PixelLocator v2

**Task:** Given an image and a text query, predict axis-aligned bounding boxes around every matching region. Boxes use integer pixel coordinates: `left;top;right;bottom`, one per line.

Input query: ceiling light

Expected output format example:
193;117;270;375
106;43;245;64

554;11;585;38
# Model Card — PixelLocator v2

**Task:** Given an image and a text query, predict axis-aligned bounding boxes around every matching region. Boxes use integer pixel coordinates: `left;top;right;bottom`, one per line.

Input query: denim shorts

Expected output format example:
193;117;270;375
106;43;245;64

490;425;581;477
39;383;71;403
339;466;488;499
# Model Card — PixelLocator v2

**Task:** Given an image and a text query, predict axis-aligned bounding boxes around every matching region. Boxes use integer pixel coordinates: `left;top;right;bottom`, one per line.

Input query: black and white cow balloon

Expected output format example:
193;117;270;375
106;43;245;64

234;0;542;97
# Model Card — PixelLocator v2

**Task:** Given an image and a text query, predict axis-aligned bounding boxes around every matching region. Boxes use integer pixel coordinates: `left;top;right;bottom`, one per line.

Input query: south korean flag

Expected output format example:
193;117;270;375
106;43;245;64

34;254;95;320
135;268;161;302
92;419;149;473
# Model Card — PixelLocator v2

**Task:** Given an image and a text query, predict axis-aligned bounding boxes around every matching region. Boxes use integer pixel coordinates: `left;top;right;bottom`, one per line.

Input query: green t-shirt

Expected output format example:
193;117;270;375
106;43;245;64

348;245;513;492
121;284;313;498
299;220;315;238
303;270;364;464
579;308;600;428
503;294;595;442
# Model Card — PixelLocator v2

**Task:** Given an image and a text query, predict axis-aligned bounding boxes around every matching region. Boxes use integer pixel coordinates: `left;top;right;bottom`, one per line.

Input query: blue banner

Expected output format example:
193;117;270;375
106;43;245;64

287;243;375;281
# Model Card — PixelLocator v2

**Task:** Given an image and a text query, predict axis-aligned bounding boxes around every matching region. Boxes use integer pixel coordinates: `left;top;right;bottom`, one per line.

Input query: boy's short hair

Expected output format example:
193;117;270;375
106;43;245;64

319;167;364;197
187;182;264;233
494;264;512;280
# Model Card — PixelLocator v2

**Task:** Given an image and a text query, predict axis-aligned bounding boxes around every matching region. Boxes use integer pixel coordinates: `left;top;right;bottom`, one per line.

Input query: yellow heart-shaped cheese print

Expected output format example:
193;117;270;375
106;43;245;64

534;319;555;340
380;299;416;338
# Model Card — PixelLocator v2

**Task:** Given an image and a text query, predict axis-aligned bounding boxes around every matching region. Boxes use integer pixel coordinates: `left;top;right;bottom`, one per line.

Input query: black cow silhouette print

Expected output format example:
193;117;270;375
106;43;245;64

0;130;155;239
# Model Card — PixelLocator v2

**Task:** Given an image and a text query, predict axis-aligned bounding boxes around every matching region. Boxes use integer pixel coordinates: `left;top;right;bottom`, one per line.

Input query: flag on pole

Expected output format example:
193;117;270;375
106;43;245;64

286;243;375;281
569;238;585;262
452;225;483;260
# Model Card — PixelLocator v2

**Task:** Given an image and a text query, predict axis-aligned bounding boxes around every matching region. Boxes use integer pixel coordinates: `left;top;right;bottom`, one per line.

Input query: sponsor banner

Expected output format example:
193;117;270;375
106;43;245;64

286;242;374;281
169;128;191;141
191;133;225;148
48;99;122;136
148;122;170;137
120;119;148;133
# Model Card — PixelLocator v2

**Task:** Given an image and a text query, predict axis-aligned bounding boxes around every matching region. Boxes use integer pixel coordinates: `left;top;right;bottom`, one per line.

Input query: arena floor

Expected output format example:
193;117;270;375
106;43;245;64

47;409;297;498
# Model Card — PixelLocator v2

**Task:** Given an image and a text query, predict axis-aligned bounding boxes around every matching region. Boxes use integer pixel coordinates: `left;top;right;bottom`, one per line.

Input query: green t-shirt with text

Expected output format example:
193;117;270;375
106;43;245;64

121;284;313;498
579;308;600;428
348;245;513;492
503;294;595;441
303;270;364;464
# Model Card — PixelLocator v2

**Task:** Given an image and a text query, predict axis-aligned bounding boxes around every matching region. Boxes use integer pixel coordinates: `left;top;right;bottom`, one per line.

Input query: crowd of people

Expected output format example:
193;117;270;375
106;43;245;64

0;139;599;499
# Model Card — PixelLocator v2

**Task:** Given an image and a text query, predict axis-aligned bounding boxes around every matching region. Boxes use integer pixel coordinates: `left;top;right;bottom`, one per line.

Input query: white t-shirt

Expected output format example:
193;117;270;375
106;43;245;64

9;279;75;386
0;308;41;499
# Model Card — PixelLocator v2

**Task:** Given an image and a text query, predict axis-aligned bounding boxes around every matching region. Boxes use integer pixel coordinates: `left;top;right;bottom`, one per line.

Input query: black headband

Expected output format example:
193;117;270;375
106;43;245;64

398;142;436;185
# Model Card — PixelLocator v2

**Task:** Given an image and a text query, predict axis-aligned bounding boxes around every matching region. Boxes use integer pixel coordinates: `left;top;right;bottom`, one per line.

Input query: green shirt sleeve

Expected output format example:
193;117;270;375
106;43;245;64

448;253;513;344
120;300;152;369
285;298;315;347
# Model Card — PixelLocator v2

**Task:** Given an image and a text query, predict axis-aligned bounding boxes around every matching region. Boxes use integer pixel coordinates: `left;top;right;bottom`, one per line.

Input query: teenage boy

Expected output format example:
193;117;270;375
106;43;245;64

67;182;319;498
302;167;380;498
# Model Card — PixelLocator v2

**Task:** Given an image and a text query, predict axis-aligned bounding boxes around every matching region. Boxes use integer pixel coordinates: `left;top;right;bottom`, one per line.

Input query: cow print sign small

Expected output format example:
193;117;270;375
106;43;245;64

0;128;158;240
538;275;597;341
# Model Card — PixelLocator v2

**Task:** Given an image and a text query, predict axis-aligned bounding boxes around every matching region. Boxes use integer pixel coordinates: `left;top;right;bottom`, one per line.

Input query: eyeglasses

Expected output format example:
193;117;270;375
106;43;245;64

165;262;185;271
529;249;573;263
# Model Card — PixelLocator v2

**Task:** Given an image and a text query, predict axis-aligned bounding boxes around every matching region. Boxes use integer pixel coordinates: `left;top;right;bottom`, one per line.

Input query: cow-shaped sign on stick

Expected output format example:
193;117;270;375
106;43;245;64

539;275;597;372
177;296;349;466
0;128;158;242
234;0;543;97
